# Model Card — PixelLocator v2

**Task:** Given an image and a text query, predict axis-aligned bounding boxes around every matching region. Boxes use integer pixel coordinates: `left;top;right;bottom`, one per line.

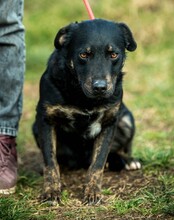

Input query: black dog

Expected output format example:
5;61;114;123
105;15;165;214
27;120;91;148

33;19;141;204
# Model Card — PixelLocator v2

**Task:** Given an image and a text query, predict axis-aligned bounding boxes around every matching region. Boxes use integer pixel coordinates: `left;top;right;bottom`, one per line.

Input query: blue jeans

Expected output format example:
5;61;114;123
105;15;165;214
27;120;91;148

0;0;25;137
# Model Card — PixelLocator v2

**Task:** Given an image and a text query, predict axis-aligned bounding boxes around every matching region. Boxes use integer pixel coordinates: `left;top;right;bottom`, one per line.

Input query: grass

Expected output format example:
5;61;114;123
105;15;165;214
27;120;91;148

0;0;174;219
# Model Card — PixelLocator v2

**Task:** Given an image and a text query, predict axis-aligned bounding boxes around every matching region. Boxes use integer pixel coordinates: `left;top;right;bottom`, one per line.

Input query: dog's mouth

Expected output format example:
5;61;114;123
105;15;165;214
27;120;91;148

82;83;114;99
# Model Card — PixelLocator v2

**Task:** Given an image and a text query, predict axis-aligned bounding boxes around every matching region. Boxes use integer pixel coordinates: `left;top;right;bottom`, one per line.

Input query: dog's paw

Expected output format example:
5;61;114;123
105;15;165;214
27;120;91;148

125;160;141;171
40;183;61;204
40;167;61;204
83;185;102;205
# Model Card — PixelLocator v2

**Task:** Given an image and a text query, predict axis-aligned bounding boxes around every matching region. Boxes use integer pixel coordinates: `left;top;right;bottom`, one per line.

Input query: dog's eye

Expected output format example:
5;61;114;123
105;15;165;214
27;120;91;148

80;53;88;59
110;52;118;59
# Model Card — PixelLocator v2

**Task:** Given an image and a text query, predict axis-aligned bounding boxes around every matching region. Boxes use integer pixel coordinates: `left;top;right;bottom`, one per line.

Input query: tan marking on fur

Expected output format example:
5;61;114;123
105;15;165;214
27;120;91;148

90;129;107;164
86;169;103;188
105;74;113;91
41;128;61;201
45;104;87;120
45;103;110;119
83;76;92;92
86;117;117;203
42;166;61;201
108;45;113;52
70;60;74;69
51;128;60;174
105;74;112;83
84;169;103;203
84;128;111;203
86;47;91;53
59;35;66;46
103;102;121;125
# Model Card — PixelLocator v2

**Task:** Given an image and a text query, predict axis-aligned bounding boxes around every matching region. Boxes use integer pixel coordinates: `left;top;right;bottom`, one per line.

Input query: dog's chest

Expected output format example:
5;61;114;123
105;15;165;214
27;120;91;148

45;103;119;138
45;105;104;138
73;111;104;138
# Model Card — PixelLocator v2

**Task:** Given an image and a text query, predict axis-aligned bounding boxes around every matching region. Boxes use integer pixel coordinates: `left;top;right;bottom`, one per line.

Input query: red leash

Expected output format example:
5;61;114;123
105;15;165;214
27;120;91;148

83;0;95;20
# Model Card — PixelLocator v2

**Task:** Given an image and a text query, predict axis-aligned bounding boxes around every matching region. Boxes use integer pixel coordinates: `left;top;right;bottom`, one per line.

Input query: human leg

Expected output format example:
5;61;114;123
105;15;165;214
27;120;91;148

0;0;25;194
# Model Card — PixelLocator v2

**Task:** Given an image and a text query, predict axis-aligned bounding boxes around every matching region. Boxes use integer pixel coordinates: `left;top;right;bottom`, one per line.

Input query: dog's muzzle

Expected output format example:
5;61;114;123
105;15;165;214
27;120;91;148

83;79;113;99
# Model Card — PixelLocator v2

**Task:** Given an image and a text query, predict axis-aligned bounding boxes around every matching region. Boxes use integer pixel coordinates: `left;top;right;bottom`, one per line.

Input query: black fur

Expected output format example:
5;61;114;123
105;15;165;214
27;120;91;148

33;19;140;204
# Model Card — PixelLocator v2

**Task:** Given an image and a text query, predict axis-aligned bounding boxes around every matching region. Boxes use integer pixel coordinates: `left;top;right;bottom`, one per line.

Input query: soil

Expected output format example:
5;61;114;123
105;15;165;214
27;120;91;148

19;150;173;220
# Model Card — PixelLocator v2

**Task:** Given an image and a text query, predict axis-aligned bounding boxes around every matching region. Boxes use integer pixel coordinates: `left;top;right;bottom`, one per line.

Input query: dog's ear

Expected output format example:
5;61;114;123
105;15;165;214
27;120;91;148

118;23;137;52
54;22;78;49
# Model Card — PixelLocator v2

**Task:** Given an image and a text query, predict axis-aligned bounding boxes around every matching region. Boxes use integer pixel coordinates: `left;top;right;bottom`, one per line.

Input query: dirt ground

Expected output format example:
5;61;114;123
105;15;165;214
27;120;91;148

19;149;174;220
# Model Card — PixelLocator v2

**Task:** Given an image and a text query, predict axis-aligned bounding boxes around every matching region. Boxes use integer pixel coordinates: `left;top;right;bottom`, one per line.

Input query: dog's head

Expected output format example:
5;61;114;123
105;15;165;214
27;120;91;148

54;19;137;99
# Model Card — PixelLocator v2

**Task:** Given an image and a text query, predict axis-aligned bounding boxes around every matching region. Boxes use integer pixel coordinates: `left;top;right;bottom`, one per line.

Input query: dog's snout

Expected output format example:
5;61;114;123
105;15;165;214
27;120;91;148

92;80;107;93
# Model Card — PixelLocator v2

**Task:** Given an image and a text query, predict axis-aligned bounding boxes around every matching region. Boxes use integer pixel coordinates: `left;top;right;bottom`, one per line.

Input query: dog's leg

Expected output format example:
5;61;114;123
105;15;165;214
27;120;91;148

109;107;141;171
84;127;114;204
37;121;61;203
118;111;141;170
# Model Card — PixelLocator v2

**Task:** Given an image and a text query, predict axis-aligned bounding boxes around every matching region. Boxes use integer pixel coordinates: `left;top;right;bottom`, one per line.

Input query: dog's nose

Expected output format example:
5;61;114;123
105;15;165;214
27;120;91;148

93;80;107;93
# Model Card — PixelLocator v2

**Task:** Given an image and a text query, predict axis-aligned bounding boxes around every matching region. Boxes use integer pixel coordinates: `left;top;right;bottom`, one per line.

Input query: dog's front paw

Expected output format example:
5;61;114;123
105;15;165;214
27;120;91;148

41;182;61;204
125;160;141;171
83;184;102;205
40;167;61;204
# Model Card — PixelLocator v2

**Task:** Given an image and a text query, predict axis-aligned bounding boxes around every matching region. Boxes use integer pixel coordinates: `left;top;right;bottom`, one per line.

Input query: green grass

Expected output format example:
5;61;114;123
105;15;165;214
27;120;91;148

0;195;56;220
1;0;174;219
